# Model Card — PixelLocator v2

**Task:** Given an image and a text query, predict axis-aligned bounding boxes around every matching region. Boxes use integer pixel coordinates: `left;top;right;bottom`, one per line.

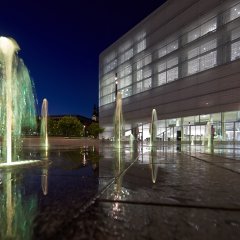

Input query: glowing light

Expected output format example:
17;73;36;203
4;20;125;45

41;98;48;148
149;109;158;147
114;92;124;148
0;36;37;165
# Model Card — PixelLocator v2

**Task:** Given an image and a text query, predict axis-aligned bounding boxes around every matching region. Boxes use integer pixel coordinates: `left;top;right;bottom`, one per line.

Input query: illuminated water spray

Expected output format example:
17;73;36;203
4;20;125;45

149;109;158;146
0;37;37;164
114;92;124;148
41;98;48;148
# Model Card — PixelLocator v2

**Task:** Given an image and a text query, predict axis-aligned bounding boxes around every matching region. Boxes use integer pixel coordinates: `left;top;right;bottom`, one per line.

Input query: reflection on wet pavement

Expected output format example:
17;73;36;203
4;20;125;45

0;143;240;239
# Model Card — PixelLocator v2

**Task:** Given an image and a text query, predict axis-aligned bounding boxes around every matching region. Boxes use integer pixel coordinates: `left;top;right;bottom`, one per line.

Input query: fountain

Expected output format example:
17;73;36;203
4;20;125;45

0;37;37;166
149;147;158;183
207;121;212;148
149;109;158;147
114;92;124;148
129;133;135;151
41;98;48;148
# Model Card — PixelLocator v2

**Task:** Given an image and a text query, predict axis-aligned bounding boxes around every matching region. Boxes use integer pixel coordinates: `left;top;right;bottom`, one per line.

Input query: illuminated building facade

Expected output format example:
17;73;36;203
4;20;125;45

99;0;240;142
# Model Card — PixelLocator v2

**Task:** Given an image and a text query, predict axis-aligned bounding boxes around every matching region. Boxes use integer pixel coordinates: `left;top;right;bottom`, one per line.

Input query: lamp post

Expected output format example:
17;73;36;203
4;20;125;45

115;73;118;98
83;125;85;137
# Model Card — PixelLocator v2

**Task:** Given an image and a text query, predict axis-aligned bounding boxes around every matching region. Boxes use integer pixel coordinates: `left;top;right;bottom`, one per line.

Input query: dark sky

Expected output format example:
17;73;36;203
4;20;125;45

0;0;166;118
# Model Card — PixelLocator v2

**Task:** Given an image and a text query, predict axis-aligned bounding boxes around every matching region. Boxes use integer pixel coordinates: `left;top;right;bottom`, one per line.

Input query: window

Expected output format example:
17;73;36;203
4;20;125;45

157;62;166;72
188;28;200;43
201;18;217;36
137;69;143;81
136;55;152;69
188;58;199;74
158;47;167;58
101;93;114;105
231;41;240;61
137;39;146;53
104;58;117;74
200;51;217;70
119;65;132;78
136;82;142;93
188;47;199;59
143;78;152;90
188;51;216;75
187;18;216;43
158;72;166;86
121;86;132;98
187;39;217;75
231;27;240;41
158;40;178;58
118;75;132;90
167;40;178;54
167;57;178;68
156;56;179;86
119;48;133;64
167;67;178;82
230;3;240;22
200;39;217;54
143;67;152;79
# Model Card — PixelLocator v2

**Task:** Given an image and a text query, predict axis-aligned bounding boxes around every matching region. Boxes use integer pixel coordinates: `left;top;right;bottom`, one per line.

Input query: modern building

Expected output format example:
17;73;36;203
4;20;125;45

99;0;240;143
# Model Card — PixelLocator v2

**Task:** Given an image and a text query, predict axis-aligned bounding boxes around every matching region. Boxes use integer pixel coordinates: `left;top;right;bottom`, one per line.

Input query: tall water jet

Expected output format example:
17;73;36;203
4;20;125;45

0;37;37;164
114;92;124;148
129;133;135;151
41;98;48;148
149;109;158;147
207;121;212;148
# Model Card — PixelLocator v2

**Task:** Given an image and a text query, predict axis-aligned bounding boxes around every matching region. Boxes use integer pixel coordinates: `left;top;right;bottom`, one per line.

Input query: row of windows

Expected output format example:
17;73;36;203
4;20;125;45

103;38;146;74
100;1;240;106
100;41;240;105
102;1;240;74
101;39;240;105
103;33;146;65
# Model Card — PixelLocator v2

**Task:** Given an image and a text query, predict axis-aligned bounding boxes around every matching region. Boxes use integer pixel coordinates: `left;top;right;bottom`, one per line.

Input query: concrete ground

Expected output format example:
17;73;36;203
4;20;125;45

91;143;240;240
1;138;240;239
34;141;240;239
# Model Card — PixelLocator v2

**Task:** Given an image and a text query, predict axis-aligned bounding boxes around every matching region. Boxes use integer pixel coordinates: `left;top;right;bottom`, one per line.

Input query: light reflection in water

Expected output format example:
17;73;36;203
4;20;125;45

41;168;49;196
109;148;129;220
0;171;37;240
150;146;159;183
41;147;49;195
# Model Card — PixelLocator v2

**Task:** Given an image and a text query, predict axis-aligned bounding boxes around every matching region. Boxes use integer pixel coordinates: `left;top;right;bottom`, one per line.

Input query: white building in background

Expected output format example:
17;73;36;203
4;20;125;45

99;0;240;143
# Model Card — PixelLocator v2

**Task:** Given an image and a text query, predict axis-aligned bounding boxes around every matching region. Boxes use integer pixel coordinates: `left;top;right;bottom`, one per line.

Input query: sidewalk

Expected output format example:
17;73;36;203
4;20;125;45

93;143;240;239
33;143;240;239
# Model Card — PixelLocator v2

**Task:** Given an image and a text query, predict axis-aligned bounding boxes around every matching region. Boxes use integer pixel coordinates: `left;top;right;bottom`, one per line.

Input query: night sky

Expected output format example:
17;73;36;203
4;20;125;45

0;0;166;118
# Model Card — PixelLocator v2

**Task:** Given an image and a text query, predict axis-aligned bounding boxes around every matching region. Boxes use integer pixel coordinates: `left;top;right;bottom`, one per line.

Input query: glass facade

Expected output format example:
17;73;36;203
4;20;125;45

135;111;240;143
99;1;240;142
100;1;240;107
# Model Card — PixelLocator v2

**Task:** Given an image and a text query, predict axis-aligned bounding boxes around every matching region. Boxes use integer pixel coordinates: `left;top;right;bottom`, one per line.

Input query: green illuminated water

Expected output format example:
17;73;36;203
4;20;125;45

0;37;37;163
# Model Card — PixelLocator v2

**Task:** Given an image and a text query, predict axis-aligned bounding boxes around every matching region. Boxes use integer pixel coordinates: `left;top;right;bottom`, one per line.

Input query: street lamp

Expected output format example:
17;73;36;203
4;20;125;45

83;125;85;137
115;73;118;98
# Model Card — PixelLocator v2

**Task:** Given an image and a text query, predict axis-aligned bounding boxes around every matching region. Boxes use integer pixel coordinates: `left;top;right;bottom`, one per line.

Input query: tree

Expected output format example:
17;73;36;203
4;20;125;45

48;119;60;136
87;122;104;138
58;116;83;137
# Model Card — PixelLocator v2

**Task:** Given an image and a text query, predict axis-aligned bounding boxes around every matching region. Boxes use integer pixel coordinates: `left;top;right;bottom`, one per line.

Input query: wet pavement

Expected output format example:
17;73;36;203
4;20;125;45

1;141;240;239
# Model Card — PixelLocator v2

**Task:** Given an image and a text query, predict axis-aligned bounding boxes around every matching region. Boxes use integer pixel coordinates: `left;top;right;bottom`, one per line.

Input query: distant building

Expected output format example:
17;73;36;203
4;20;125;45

99;0;240;143
91;104;99;122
